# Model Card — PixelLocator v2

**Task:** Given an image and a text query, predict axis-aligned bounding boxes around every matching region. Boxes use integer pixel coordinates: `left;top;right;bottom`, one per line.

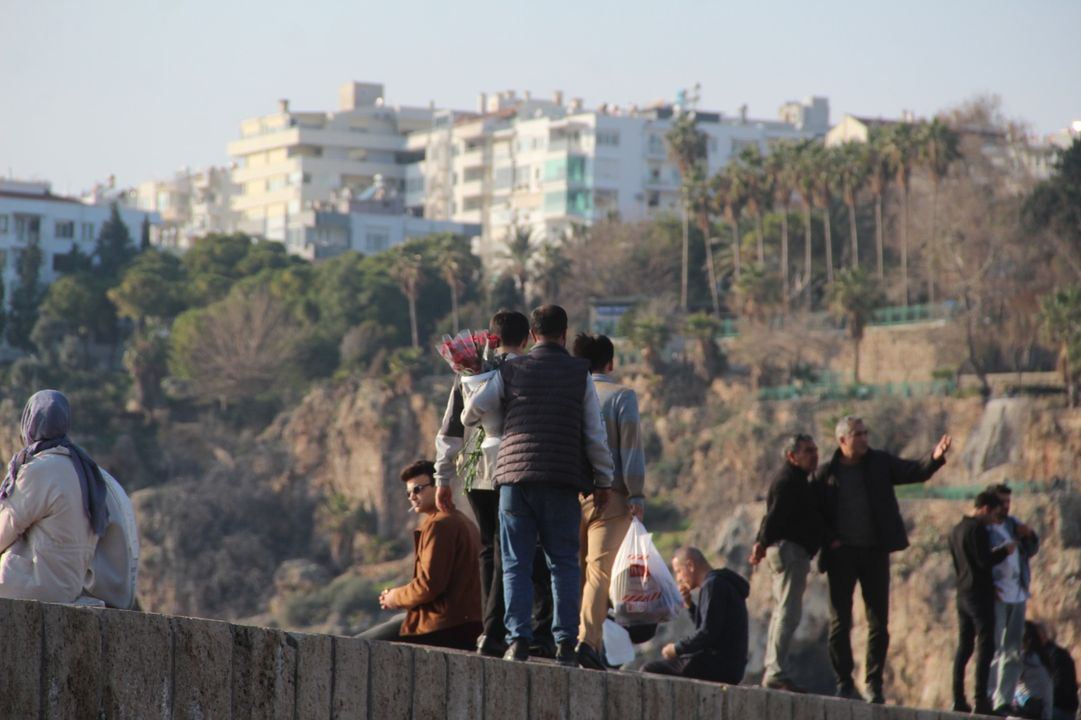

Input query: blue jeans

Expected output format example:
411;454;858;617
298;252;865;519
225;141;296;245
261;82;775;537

499;484;581;645
990;600;1026;708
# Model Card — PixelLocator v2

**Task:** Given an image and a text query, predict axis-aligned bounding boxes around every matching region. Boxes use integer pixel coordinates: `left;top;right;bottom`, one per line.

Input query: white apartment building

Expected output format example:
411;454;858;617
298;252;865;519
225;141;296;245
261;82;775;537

227;82;444;256
404;91;829;260
134;166;239;249
293;177;480;260
0;180;157;306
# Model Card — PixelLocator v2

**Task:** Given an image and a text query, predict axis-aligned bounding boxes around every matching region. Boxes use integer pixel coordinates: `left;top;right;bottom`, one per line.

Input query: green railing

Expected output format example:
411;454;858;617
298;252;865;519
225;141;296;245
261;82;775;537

896;480;1053;500
757;379;958;402
869;302;958;326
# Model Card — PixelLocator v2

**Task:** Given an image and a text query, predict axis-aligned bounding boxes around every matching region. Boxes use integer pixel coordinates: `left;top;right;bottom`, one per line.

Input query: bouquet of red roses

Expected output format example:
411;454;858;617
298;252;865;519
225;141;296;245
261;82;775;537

436;329;499;376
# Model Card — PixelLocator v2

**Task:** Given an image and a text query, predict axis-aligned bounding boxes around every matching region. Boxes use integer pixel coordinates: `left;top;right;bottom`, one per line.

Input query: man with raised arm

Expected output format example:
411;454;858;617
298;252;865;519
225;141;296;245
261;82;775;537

812;416;952;704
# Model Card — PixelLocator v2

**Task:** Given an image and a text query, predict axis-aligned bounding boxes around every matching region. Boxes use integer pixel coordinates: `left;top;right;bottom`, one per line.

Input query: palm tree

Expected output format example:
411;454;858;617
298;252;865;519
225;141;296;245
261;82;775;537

435;234;469;333
919;117;961;304
866;128;895;280
793;140;818;308
808;143;837;284
733;263;782;325
666;113;708;311
736;145;772;264
885;122;920;305
391;250;424;349
712;167;746;280
827;268;886;383
835;143;869;270
765;141;798;312
500;225;534;305
687;165;721;314
1039;286;1081;407
683;312;725;381
534;239;571;302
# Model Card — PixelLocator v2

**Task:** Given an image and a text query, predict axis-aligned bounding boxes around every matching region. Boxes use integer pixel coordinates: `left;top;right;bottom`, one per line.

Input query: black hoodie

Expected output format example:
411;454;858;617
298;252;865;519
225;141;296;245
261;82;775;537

674;568;750;678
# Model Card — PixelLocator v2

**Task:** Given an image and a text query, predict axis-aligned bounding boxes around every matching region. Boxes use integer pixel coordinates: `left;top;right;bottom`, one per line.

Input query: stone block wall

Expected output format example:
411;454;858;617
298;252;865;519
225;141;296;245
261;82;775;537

0;598;974;719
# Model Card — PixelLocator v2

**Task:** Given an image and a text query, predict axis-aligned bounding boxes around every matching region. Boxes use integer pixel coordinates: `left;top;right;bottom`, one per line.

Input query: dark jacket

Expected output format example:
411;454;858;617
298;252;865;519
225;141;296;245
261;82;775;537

949;515;1011;604
812;447;945;562
1049;643;1079;714
494;343;591;491
755;461;826;556
397;509;482;636
674;568;749;681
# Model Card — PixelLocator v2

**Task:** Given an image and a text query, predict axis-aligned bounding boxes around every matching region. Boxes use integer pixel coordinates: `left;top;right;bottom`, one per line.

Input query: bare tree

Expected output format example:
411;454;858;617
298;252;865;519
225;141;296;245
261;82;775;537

172;287;301;410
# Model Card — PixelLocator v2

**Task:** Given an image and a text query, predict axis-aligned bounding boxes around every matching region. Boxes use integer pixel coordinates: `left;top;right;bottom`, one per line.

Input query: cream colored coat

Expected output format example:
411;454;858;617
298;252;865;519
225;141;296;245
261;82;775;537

0;447;97;602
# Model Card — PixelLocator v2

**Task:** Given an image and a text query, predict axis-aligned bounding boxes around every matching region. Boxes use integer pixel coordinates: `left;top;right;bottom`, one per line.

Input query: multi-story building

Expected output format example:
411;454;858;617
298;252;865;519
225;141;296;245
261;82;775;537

0;179;157;306
404;91;829;260
293;176;480;260
134;166;239;249
227;82;447;255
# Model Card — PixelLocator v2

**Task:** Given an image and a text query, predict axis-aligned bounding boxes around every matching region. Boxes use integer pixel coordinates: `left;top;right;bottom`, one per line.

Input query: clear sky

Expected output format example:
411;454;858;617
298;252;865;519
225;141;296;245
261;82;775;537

2;0;1078;195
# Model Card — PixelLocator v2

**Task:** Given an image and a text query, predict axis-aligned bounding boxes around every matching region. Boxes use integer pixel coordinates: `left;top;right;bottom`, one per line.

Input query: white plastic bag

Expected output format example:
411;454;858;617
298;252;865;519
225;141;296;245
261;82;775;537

609;517;683;625
602;618;635;667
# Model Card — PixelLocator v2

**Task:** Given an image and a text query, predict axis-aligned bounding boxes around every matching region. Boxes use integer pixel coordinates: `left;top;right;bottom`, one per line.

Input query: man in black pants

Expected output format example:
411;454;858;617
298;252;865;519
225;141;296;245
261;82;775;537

812;416;952;703
433;310;554;657
949;491;1015;714
642;547;749;684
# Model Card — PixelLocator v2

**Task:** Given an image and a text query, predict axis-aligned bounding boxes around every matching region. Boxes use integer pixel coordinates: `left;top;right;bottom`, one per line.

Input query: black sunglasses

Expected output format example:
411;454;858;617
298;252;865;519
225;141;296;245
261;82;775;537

406;483;433;498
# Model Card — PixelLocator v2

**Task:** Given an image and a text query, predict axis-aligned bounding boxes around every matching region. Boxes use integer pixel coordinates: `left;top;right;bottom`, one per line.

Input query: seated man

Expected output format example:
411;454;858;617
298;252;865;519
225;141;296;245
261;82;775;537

642;547;749;684
358;460;482;650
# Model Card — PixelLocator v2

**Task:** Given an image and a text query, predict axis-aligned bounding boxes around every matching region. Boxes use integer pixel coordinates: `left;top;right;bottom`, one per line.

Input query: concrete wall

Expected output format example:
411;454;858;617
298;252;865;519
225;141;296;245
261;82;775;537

0;597;971;720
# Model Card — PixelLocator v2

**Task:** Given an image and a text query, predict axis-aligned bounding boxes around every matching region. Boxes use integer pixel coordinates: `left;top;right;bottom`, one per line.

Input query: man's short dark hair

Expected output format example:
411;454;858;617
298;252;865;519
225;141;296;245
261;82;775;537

400;460;435;483
572;333;614;372
530;304;568;339
987;483;1012;496
782;433;814;459
490;310;530;348
974;491;1002;510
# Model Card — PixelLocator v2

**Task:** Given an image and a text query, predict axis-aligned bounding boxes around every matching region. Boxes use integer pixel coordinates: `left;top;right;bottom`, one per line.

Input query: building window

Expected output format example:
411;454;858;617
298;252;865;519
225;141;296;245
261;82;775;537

365;230;390;252
81;223;95;241
0;215;7;234
55;220;75;239
596;130;620;147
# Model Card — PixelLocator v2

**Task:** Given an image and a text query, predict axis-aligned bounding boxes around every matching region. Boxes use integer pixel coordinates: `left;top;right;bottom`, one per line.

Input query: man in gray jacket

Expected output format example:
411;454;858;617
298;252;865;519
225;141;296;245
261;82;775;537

463;305;614;666
986;483;1040;714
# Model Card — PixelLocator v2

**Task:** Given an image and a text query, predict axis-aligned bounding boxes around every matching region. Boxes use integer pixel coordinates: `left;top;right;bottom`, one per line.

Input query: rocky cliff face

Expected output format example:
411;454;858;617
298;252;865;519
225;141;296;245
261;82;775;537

125;368;1080;710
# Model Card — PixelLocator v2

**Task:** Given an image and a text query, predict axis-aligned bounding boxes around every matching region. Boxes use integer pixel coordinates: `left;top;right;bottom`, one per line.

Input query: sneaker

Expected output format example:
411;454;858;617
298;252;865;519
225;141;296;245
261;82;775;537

950;699;972;713
503;639;530;662
989;703;1013;717
836;680;860;700
865;683;885;705
477;634;507;658
575;642;607;671
764;677;806;693
555;640;578;667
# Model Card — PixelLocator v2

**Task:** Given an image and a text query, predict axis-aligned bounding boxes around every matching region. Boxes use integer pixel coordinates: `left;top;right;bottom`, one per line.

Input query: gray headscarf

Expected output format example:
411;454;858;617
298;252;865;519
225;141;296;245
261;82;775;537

2;390;109;536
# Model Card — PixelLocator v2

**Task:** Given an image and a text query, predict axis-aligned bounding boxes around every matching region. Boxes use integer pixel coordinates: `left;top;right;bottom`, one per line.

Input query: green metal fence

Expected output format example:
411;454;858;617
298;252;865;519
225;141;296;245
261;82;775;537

757;379;958;402
896;480;1053;500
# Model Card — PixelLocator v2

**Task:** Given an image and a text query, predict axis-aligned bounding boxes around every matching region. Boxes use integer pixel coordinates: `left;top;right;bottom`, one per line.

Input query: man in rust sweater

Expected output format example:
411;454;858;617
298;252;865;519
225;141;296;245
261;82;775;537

359;460;482;650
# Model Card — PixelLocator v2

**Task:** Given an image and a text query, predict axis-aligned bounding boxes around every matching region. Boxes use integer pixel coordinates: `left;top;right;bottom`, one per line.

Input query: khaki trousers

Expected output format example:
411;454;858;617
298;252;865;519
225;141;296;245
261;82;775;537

577;491;632;649
763;540;811;684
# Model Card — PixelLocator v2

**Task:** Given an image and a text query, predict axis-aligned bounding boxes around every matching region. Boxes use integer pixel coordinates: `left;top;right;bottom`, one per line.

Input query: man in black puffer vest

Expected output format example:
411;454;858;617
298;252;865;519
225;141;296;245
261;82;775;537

463;305;615;666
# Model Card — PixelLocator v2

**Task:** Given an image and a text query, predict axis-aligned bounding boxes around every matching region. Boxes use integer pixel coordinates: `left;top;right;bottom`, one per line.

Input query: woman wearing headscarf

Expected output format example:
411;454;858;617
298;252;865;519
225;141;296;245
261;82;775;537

0;389;109;602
